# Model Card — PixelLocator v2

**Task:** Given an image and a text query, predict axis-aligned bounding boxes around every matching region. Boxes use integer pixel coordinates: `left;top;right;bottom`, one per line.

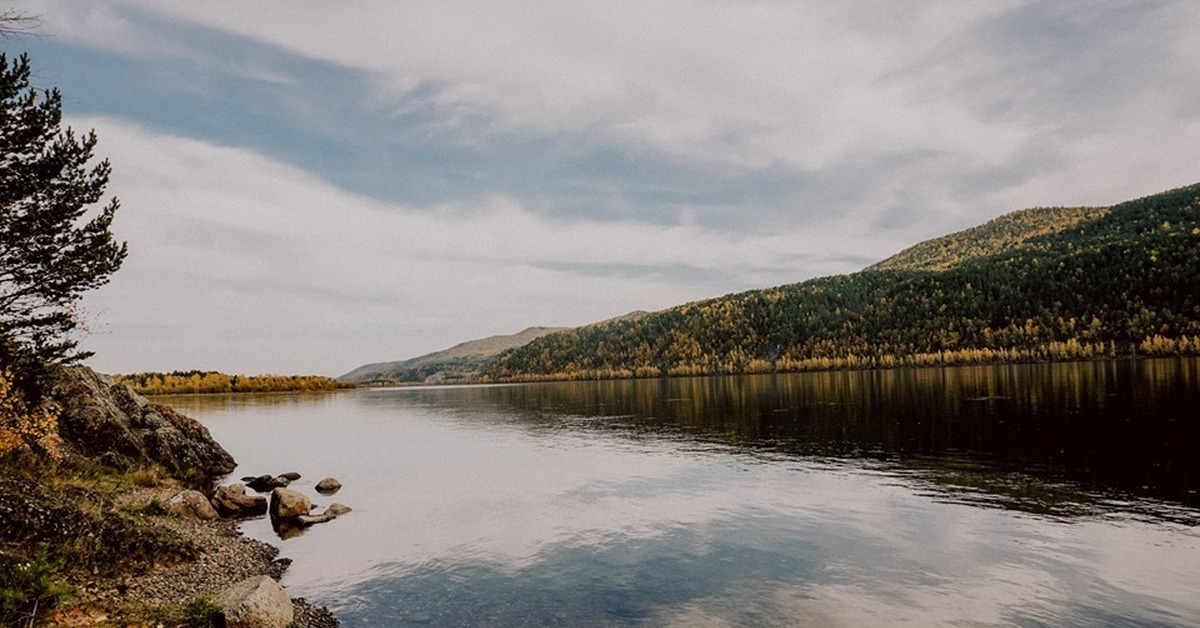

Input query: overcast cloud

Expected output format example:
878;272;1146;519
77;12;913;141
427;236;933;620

8;0;1200;375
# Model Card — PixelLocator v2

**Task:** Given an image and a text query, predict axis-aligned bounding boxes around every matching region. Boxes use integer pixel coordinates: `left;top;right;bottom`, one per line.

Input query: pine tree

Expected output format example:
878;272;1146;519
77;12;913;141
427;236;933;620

0;53;126;372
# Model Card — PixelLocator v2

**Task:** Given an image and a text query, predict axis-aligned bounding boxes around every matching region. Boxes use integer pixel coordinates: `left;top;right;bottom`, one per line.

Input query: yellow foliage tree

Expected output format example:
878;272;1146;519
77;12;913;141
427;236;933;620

0;368;60;455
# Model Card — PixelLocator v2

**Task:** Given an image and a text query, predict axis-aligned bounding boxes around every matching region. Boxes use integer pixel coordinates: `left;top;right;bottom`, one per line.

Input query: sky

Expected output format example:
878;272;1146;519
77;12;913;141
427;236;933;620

6;1;1200;377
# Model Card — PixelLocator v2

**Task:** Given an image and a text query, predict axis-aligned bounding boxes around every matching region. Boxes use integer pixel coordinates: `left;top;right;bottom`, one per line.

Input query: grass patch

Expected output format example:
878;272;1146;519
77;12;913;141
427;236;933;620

0;543;75;627
1;455;198;578
123;595;222;627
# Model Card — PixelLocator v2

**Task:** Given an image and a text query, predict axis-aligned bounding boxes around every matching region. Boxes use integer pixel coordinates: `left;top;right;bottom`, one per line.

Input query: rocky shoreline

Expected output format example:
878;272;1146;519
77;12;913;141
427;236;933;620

1;366;343;626
49;487;339;627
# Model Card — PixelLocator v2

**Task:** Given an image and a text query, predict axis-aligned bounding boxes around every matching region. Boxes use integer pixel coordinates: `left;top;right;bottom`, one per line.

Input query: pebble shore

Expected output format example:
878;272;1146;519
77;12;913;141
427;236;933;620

48;488;339;627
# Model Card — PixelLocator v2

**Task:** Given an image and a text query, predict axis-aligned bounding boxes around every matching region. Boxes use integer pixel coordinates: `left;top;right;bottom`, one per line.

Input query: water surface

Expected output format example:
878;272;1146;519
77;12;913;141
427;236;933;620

165;359;1200;626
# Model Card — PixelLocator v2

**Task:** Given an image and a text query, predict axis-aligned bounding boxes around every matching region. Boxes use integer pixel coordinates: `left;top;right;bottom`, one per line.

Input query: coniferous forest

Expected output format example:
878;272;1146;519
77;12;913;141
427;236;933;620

483;183;1200;381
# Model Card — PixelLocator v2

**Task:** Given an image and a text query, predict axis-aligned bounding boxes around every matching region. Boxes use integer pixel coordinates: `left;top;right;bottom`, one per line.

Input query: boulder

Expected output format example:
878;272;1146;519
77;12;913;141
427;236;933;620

211;484;268;518
215;575;294;628
269;488;312;520
323;503;352;516
52;366;235;481
314;477;341;495
166;489;219;521
277;471;302;481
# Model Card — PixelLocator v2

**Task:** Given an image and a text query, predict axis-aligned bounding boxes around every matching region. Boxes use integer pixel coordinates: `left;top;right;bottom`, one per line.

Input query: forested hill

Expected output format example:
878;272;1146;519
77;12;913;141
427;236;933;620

869;205;1109;272
484;182;1200;381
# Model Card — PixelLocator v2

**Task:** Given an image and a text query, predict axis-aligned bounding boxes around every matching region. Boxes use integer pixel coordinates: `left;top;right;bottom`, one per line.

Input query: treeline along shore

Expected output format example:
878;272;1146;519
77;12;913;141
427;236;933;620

115;371;357;396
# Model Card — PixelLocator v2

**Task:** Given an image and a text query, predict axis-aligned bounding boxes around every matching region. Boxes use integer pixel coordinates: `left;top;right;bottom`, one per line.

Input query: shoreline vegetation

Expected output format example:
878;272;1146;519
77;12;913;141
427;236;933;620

114;371;356;396
348;338;1200;387
0;366;339;626
478;336;1200;383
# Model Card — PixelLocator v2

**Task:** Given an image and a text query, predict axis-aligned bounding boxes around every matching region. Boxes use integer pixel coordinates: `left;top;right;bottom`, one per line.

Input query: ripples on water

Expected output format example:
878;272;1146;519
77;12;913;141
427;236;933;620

166;359;1200;626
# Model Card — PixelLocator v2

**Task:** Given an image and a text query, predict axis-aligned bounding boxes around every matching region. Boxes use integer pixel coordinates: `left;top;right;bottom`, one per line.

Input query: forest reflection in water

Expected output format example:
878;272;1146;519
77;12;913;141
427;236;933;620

167;358;1200;626
363;357;1200;518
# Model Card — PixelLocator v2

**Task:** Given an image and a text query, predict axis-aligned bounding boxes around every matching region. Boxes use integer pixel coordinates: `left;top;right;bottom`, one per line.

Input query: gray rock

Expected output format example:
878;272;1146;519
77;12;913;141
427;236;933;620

211;483;268;518
215;575;294;628
315;477;341;495
269;488;312;520
51;366;235;481
166;489;218;521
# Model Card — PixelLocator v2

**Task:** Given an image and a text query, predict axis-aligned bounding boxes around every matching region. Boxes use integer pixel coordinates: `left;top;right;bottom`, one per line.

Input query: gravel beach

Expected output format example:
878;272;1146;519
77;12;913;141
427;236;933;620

42;487;339;627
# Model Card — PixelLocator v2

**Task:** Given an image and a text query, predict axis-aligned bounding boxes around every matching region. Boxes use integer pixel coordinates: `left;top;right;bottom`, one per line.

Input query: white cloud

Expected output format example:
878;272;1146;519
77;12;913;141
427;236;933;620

27;2;1070;171
41;2;1200;216
20;0;1200;373
76;118;881;374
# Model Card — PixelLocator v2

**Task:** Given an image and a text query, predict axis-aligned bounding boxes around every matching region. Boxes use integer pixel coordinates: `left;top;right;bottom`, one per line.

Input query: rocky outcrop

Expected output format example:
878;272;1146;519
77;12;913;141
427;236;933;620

52;366;235;481
212;484;268;518
215;575;294;628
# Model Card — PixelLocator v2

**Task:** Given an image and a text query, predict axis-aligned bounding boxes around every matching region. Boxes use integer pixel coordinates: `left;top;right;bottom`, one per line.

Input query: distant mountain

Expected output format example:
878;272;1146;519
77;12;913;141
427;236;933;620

339;326;566;383
483;182;1200;381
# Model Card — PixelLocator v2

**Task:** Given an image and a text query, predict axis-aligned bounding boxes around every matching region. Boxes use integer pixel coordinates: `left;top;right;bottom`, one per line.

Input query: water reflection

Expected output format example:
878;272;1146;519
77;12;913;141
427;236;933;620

172;359;1200;626
371;358;1200;514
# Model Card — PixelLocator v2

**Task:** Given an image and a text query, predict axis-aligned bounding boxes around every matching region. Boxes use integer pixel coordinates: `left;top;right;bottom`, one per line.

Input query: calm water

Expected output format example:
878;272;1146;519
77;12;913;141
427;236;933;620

164;359;1200;626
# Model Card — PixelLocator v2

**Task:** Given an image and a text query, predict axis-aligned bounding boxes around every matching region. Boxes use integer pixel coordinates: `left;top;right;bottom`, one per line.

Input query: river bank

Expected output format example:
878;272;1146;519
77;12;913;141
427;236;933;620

0;366;340;626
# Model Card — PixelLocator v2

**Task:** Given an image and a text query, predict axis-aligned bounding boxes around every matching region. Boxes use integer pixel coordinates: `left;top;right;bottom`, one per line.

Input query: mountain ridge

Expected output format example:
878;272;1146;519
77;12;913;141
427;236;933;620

339;326;567;383
482;181;1200;380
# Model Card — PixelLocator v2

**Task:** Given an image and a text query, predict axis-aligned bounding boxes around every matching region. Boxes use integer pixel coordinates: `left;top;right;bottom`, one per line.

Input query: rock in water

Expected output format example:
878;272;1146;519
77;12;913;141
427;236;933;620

211;484;268;518
295;503;352;526
52;366;235;480
215;575;294;628
323;503;352;516
244;474;290;492
244;472;303;492
269;488;312;520
296;513;337;526
315;477;342;495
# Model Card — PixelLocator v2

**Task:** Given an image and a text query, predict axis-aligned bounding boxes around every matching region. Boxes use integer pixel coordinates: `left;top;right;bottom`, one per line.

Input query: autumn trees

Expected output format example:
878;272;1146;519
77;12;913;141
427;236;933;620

485;184;1200;382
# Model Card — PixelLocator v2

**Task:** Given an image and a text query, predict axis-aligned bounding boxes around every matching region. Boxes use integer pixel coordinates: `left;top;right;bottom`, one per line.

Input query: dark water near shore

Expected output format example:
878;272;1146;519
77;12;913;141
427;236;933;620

164;358;1200;626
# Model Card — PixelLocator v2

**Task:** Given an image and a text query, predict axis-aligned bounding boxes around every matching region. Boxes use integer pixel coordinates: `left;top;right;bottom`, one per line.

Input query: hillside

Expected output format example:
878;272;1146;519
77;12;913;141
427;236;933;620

869;205;1109;272
483;182;1200;381
340;326;567;383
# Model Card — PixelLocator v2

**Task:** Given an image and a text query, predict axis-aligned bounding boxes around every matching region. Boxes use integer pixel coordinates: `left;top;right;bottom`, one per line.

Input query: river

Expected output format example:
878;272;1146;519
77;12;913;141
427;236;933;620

162;358;1200;626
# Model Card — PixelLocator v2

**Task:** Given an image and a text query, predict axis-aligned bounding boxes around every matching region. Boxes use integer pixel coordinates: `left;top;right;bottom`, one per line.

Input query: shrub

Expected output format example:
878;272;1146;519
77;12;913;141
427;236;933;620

0;543;74;626
0;368;60;456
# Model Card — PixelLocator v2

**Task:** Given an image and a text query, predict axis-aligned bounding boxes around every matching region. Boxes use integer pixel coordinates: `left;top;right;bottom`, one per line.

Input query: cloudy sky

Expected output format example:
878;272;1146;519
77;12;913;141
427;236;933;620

8;1;1200;376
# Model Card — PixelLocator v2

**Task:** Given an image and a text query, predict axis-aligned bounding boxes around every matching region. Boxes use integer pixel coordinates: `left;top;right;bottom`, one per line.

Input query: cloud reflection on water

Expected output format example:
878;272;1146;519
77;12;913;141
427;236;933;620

175;359;1200;625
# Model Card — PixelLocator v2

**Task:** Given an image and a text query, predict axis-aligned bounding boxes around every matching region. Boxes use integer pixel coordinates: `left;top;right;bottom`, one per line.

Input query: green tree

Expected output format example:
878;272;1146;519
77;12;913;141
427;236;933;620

0;52;127;373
